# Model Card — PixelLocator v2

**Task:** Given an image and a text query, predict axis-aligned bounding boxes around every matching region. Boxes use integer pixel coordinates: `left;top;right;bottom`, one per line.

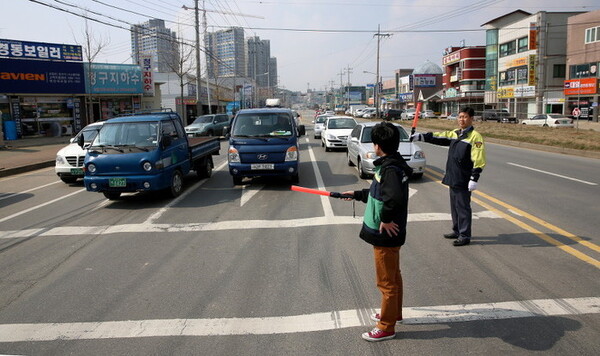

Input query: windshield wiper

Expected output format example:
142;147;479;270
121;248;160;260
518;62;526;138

118;144;150;152
95;144;123;153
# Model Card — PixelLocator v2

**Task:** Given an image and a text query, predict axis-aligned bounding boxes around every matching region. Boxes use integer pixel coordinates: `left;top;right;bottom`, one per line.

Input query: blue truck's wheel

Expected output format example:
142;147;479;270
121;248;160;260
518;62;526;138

170;170;183;197
196;156;213;179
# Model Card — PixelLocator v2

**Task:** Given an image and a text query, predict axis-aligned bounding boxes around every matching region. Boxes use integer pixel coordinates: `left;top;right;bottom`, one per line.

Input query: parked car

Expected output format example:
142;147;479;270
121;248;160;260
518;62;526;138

55;121;104;184
421;110;436;118
521;114;574;128
346;122;425;179
362;108;378;118
321;116;357;151
400;108;417;120
185;114;230;137
446;112;458;120
313;114;332;139
382;109;403;120
481;109;517;123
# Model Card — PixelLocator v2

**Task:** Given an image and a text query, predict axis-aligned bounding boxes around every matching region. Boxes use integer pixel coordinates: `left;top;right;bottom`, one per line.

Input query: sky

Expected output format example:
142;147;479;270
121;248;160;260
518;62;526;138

2;0;599;92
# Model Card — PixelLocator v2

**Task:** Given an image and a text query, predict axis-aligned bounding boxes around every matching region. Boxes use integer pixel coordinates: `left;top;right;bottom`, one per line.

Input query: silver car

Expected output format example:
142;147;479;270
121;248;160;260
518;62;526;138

346;122;426;179
312;114;331;139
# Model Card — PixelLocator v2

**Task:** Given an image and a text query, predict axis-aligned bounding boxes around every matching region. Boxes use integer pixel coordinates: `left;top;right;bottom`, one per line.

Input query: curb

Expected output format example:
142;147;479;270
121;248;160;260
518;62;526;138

484;137;600;159
0;161;55;178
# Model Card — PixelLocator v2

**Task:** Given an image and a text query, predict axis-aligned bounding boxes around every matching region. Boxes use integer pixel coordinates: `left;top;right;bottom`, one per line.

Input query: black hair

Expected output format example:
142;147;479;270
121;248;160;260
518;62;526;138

371;122;400;154
460;106;475;117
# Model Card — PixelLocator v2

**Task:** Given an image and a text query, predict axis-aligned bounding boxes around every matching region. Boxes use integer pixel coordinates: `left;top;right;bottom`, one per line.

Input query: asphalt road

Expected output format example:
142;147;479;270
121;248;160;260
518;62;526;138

0;112;598;355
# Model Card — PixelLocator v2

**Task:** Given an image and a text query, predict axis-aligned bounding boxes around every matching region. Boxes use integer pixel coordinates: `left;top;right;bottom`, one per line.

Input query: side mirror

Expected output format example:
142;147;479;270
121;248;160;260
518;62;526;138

223;126;229;136
297;125;306;137
161;135;172;149
77;134;85;148
350;137;359;142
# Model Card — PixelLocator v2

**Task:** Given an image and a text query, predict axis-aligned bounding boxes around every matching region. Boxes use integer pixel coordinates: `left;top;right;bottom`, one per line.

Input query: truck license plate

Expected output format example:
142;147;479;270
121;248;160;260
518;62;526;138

109;178;127;187
251;163;274;170
70;168;84;176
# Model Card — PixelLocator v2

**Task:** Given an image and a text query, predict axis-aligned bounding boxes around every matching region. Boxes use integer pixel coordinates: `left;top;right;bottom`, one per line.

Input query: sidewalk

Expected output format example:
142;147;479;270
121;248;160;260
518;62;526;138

0;135;71;178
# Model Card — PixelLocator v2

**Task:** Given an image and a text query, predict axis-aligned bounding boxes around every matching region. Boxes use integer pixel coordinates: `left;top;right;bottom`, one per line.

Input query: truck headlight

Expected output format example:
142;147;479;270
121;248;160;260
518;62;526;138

413;150;425;160
142;161;153;171
87;163;96;173
228;147;240;163
285;146;298;161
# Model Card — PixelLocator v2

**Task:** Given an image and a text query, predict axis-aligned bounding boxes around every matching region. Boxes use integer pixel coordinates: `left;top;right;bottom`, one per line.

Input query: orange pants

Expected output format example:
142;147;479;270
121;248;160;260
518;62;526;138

374;245;403;333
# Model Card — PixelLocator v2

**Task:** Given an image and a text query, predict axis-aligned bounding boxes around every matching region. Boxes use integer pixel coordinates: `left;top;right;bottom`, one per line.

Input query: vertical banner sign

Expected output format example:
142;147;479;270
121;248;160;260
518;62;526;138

10;98;22;137
141;55;154;97
528;55;536;86
529;23;538;50
73;98;82;132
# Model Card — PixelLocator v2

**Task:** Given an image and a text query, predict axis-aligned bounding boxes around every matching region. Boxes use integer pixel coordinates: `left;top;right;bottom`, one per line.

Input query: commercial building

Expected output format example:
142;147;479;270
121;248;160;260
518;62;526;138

205;27;246;79
130;19;179;73
440;46;486;115
483;10;583;120
565;10;600;122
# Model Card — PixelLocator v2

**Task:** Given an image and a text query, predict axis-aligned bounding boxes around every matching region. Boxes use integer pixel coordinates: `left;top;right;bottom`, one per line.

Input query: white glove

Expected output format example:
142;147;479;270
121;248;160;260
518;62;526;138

410;133;423;142
468;180;478;191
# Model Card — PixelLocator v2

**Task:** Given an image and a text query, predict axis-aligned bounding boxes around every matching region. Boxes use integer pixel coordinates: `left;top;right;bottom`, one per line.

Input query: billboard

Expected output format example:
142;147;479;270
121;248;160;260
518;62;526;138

140;55;154;97
0;38;82;61
86;63;142;94
0;58;85;94
564;78;597;95
413;74;436;87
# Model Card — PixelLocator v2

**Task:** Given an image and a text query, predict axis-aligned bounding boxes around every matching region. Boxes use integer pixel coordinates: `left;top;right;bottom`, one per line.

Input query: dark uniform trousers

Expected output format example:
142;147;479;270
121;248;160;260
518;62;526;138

449;186;472;237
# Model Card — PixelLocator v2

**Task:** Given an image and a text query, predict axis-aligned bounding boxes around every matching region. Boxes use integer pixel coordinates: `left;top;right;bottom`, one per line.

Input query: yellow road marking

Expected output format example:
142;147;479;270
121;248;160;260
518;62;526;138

423;170;600;268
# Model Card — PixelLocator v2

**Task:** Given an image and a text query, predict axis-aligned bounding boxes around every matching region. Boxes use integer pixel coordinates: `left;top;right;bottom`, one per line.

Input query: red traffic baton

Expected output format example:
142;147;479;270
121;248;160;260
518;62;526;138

291;185;353;199
410;100;423;139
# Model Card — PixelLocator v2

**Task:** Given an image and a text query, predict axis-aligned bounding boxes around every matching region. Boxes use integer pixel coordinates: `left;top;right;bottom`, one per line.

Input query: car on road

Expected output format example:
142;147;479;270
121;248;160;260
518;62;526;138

421;109;436;118
400;108;417;120
312;113;332;139
346;122;425;179
321;116;357;151
481;109;517;123
445;112;458;120
185;114;231;137
362;108;378;118
382;109;403;120
521;114;574;128
55;121;104;184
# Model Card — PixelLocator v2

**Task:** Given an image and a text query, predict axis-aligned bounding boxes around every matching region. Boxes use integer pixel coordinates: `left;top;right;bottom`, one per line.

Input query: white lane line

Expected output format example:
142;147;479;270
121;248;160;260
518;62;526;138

0;181;62;202
507;162;597;186
306;137;334;217
0;189;86;224
0;296;597;342
144;161;228;224
0;211;500;239
240;184;264;207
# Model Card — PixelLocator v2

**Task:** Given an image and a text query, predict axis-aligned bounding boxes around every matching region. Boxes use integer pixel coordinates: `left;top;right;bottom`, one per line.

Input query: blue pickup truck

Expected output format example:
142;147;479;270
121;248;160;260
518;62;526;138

80;112;220;200
227;108;305;185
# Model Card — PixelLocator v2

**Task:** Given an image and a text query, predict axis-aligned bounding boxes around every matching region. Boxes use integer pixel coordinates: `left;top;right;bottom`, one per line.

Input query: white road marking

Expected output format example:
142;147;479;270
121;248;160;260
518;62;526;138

306;137;334;217
144;161;228;224
0;296;597;342
0;211;500;239
0;180;62;202
507;162;597;186
0;189;86;223
240;184;264;207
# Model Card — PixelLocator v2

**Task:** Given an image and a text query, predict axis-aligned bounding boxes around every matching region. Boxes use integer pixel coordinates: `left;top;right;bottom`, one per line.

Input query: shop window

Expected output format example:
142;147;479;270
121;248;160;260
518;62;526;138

516;66;528;84
499;69;515;86
517;36;528;52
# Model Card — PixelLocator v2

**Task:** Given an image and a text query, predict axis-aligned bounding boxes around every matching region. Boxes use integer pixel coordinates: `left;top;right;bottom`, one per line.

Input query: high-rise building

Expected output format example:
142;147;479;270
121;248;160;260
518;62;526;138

269;57;278;88
205;27;246;79
247;36;271;88
131;19;179;73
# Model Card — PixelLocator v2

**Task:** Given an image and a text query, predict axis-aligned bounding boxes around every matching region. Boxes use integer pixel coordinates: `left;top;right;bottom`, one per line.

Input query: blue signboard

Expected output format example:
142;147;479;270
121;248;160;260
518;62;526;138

398;93;413;102
0;58;85;94
0;38;82;61
85;63;142;94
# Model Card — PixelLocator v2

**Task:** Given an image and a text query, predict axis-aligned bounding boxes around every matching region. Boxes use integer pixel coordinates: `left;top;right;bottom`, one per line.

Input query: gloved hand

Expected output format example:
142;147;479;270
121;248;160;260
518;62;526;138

468;180;478;191
410;133;423;142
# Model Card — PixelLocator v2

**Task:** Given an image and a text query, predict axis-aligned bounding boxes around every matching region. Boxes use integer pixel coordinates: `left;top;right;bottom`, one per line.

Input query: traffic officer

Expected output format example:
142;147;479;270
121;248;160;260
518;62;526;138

411;106;486;246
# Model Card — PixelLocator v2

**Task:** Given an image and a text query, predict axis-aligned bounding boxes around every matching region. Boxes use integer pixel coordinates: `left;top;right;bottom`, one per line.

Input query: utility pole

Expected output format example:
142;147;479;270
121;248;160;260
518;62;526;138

345;65;353;110
202;0;212;114
374;24;391;119
194;0;202;117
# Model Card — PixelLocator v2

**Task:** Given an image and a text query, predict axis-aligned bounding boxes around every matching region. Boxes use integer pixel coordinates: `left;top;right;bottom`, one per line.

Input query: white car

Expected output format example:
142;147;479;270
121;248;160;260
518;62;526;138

321;116;357;151
55;121;104;183
312;114;332;139
521;114;574;128
346;122;426;179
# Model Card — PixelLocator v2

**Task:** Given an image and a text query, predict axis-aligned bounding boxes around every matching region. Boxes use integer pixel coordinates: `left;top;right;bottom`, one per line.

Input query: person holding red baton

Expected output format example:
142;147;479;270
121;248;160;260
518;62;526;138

341;122;413;342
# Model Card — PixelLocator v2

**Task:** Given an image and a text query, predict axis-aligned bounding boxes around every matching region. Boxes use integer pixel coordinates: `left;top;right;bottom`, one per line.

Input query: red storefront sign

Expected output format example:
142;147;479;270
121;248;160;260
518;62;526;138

564;78;597;95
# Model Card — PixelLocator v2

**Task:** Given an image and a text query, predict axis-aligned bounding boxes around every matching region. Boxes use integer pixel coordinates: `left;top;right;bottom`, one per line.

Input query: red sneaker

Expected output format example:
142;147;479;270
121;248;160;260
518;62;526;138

371;313;403;324
361;327;396;342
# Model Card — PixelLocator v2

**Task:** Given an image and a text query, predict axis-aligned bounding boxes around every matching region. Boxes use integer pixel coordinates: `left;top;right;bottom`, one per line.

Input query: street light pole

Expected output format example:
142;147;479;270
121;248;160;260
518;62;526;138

374;24;391;119
194;0;202;117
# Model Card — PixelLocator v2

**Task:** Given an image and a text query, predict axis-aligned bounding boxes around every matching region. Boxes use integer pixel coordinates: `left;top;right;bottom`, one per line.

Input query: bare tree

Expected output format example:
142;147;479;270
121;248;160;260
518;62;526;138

162;37;195;125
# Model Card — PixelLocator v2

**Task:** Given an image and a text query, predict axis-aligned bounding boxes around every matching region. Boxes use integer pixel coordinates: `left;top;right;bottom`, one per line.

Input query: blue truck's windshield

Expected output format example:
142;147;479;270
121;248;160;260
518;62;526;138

232;113;293;137
93;122;159;148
